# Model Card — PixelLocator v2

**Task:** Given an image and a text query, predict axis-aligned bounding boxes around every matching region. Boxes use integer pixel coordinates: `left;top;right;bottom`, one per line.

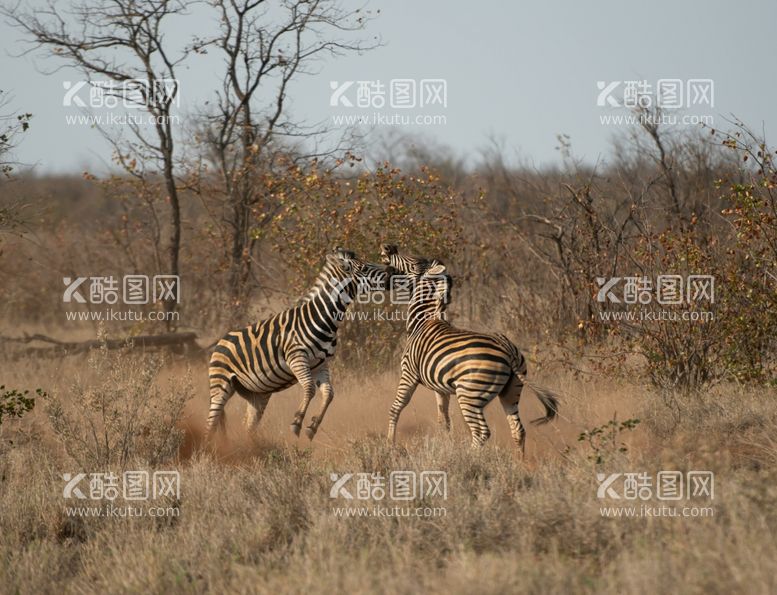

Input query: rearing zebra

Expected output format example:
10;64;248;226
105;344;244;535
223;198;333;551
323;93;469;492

207;248;394;441
381;249;558;454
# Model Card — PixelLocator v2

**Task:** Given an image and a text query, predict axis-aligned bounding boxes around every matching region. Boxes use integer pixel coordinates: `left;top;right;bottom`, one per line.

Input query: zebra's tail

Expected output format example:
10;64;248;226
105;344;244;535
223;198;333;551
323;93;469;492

520;376;559;425
498;333;559;425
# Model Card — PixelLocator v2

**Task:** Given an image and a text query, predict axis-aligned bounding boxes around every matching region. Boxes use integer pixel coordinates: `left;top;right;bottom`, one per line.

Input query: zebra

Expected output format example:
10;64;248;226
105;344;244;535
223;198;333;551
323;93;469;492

381;250;558;455
207;247;395;441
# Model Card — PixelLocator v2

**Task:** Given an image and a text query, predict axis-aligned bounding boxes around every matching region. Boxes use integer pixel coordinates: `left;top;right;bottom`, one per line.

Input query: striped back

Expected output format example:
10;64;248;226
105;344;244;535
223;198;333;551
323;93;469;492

399;262;515;396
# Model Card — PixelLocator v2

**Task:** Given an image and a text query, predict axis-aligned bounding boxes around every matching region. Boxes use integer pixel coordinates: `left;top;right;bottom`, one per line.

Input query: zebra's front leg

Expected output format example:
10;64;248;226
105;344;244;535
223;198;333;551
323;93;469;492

387;370;419;443
287;351;316;437
435;392;451;431
304;365;333;441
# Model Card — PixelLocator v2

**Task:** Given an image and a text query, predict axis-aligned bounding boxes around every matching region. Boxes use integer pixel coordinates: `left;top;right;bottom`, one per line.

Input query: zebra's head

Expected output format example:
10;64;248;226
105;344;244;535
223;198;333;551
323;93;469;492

322;247;396;304
380;244;441;276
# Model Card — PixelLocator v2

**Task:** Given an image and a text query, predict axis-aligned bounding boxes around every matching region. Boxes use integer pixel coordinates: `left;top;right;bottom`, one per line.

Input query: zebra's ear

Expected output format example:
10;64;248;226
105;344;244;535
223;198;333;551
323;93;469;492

381;244;398;255
426;263;447;276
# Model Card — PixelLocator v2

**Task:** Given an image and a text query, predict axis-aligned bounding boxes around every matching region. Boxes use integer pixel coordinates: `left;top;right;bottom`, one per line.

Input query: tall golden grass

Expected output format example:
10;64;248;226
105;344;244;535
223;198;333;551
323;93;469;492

2;347;776;594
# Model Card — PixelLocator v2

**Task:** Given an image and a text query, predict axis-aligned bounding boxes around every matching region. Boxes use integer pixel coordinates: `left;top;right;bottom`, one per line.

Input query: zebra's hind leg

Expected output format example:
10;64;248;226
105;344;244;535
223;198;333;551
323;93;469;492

435;392;451;431
305;366;333;441
456;389;492;447
387;370;419;443
206;380;235;441
499;376;526;458
242;392;271;435
287;351;317;437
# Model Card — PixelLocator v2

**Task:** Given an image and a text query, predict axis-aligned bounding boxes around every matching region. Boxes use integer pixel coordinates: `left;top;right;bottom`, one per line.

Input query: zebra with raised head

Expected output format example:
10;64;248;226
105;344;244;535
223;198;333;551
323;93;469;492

381;250;558;454
380;244;441;276
381;243;456;430
207;247;395;441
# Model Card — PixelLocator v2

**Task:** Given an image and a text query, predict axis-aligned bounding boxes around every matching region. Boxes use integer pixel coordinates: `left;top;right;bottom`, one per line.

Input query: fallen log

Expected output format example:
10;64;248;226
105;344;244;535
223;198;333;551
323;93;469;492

0;332;202;358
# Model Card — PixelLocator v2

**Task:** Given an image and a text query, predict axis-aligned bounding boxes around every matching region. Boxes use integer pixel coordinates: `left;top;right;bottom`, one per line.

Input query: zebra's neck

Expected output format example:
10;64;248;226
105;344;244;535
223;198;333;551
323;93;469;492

300;263;355;330
406;296;445;334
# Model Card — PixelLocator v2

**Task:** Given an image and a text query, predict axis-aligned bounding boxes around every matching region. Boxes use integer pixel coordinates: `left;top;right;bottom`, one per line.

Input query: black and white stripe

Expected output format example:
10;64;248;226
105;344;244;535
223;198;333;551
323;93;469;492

382;250;558;454
207;248;394;440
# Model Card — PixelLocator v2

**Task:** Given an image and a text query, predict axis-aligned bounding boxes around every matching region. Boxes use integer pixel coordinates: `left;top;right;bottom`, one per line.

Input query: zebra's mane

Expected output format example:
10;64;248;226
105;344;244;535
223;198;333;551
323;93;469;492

407;257;439;276
296;261;352;306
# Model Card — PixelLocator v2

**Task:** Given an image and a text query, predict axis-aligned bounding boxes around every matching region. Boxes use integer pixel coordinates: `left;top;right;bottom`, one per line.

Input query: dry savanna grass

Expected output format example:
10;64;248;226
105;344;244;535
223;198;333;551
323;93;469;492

2;347;777;595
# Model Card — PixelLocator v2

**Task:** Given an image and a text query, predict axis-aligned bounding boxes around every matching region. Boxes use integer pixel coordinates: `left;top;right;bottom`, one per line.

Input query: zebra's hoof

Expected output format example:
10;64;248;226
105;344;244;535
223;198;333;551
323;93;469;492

304;426;317;440
290;422;301;437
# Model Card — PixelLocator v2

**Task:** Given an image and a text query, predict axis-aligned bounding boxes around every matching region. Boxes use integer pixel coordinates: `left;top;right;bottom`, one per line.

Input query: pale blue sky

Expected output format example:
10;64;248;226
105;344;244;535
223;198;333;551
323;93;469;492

1;0;775;173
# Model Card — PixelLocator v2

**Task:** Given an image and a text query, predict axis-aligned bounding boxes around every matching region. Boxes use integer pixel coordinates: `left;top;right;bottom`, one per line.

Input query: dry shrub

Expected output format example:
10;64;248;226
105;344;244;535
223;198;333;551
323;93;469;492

44;341;191;469
265;157;479;371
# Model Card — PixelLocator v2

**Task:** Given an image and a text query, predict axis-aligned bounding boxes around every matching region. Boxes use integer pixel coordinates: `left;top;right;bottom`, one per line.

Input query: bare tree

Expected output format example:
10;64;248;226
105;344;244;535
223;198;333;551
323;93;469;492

0;89;31;177
3;0;191;329
192;0;378;315
0;89;32;240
